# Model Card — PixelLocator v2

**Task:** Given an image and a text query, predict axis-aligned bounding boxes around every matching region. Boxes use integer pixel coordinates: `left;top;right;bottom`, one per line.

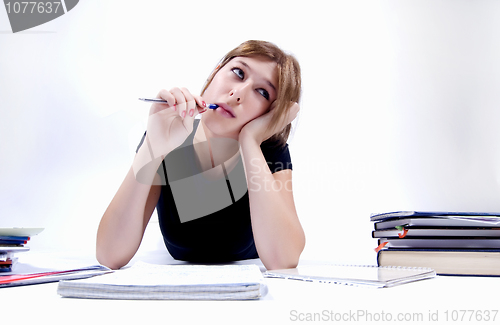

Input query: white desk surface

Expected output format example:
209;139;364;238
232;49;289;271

2;249;500;325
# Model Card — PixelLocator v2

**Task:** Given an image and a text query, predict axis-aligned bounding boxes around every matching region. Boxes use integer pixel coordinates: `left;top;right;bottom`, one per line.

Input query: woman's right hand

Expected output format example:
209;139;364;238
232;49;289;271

145;87;206;158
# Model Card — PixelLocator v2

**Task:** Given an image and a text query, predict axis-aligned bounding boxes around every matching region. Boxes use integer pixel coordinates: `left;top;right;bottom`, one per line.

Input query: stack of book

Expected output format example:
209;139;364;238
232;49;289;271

0;228;44;272
371;211;500;276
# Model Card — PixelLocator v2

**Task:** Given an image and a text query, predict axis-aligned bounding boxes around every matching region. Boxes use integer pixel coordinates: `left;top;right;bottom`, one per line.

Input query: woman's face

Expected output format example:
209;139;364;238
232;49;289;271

201;56;278;140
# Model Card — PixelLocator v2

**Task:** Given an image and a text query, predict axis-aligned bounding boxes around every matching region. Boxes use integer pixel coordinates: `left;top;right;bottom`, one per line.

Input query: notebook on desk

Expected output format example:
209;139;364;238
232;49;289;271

264;264;436;288
58;261;267;300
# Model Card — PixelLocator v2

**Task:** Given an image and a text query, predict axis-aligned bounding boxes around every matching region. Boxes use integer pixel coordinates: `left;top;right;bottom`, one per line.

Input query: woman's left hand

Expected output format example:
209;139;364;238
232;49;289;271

239;101;300;144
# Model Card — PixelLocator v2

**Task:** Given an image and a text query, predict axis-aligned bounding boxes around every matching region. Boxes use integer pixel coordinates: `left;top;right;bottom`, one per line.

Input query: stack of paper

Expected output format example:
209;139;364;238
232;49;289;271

0;265;112;288
0;228;43;272
57;262;267;300
371;211;500;276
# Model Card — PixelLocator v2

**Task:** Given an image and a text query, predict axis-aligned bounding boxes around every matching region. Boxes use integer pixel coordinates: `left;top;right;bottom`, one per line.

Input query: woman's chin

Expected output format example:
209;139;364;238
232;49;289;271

201;114;240;140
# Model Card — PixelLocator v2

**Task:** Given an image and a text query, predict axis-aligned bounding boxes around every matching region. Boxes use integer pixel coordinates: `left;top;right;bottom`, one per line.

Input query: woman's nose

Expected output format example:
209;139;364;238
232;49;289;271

229;90;240;102
230;82;251;103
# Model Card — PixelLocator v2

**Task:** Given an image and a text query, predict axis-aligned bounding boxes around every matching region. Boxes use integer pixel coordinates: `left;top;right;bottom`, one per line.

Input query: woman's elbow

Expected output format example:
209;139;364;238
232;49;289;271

265;238;305;270
96;244;127;270
264;255;300;271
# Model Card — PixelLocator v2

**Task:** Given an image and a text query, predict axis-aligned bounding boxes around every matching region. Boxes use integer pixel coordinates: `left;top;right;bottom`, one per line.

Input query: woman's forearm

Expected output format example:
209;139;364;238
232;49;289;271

96;142;163;269
239;137;305;270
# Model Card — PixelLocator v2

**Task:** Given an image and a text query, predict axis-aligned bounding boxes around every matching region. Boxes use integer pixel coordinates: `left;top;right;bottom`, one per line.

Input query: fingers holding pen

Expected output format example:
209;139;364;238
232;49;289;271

193;94;208;114
179;87;198;118
150;87;208;121
152;88;190;114
167;87;186;117
150;89;176;114
180;89;209;117
170;87;207;118
145;87;208;158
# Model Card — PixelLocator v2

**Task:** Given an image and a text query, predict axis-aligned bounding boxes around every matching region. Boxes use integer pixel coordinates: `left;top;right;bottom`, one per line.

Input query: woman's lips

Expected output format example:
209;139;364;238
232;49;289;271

215;104;236;118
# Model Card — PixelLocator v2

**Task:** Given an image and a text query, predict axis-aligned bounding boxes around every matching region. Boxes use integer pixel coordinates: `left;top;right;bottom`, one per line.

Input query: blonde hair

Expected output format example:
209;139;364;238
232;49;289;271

201;40;301;147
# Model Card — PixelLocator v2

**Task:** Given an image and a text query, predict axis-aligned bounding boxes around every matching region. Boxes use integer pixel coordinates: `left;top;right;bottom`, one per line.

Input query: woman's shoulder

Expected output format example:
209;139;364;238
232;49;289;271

260;139;292;173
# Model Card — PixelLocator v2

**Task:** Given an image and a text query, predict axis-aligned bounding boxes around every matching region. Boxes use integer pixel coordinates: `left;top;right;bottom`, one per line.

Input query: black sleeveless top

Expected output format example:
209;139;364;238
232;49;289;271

138;119;292;262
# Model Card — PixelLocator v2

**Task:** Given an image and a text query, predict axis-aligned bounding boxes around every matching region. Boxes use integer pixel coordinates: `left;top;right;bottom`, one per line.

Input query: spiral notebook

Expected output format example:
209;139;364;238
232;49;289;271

57;262;267;300
264;264;436;288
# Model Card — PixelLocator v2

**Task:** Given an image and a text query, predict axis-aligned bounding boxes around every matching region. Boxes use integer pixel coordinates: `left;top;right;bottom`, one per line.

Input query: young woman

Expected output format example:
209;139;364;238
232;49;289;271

96;40;305;270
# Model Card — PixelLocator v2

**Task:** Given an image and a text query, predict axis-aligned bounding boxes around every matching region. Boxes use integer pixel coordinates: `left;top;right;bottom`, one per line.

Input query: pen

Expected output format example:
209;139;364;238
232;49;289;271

139;98;218;109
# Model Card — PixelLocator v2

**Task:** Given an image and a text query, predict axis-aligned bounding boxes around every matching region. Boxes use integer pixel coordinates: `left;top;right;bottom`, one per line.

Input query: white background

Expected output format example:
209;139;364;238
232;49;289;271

1;0;500;265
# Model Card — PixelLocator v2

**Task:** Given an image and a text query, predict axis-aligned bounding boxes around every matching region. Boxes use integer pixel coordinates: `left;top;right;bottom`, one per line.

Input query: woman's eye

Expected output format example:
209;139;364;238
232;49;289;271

231;68;244;79
257;89;270;100
231;67;269;100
